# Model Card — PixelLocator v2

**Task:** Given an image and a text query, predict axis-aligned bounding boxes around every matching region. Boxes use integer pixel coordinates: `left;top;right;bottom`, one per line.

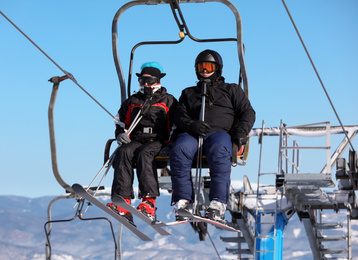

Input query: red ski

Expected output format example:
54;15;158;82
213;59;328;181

177;209;240;232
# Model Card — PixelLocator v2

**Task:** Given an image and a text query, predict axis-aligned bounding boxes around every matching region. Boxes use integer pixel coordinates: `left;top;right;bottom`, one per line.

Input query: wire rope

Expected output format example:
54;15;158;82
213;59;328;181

281;0;354;152
0;11;115;119
207;230;222;260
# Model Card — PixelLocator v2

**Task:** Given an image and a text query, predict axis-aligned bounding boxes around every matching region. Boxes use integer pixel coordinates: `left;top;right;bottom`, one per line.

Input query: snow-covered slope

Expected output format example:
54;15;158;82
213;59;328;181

0;191;357;260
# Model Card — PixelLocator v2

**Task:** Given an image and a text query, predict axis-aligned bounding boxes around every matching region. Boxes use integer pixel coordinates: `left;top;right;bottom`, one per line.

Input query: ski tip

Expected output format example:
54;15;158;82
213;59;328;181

72;183;83;189
72;183;83;193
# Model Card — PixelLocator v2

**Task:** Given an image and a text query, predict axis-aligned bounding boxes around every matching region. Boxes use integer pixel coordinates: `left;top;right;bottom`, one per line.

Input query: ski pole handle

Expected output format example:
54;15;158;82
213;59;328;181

140;95;153;116
199;80;210;122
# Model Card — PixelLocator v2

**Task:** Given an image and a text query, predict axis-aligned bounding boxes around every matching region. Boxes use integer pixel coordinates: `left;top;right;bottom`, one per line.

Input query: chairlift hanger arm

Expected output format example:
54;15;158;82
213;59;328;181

48;76;74;194
125;0;239;96
112;0;248;102
169;0;237;43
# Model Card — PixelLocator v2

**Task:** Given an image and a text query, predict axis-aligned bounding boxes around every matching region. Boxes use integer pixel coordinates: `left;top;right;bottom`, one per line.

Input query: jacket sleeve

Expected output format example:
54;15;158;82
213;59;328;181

114;98;130;138
173;89;195;132
169;96;178;128
231;84;256;135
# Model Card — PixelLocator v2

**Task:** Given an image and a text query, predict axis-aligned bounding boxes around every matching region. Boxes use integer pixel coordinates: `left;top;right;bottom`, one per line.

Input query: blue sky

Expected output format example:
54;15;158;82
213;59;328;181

1;0;357;198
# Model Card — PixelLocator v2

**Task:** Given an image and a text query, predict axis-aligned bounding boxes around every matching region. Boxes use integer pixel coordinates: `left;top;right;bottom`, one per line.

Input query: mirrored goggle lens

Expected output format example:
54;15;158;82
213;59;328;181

138;76;159;86
196;62;217;73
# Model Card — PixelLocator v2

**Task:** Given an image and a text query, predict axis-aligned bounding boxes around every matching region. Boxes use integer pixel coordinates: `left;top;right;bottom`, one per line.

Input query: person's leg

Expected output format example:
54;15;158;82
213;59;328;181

204;131;232;204
111;141;142;200
134;140;163;221
169;133;199;204
109;141;142;223
135;140;162;198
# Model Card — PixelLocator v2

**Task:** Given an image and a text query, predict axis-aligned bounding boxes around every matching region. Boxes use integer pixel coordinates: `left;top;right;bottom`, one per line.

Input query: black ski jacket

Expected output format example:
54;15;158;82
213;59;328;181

115;87;177;144
174;78;255;137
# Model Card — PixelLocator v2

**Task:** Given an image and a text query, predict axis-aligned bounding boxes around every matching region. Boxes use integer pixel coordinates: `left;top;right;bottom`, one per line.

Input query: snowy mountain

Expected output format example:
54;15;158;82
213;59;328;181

0;191;357;260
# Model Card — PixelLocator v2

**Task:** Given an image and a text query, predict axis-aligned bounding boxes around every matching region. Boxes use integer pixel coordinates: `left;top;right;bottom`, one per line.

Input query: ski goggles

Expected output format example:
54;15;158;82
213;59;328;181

138;76;159;86
196;62;217;73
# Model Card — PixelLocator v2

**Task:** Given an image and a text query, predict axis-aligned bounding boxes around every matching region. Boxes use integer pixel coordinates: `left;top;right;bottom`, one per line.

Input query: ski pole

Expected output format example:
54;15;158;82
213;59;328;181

193;79;209;214
109;94;153;163
87;94;153;191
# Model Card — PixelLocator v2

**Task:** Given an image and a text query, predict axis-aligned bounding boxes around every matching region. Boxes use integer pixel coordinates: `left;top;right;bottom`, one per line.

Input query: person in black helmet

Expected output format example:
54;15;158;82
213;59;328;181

107;62;177;224
170;50;255;223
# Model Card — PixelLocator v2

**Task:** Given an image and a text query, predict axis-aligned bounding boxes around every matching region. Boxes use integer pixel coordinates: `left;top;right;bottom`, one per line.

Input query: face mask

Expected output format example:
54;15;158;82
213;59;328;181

143;86;152;97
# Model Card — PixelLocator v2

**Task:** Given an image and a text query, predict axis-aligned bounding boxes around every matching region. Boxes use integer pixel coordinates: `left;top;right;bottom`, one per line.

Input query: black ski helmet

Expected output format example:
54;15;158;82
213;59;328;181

195;49;223;81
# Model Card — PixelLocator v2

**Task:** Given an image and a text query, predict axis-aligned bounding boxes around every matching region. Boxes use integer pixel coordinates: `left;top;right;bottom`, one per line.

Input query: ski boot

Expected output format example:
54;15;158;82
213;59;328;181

204;200;226;224
173;199;190;221
107;199;135;226
137;197;156;222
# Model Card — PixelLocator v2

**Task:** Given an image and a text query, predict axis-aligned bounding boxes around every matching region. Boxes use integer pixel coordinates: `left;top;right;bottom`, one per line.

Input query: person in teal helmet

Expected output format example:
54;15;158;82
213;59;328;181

107;62;177;224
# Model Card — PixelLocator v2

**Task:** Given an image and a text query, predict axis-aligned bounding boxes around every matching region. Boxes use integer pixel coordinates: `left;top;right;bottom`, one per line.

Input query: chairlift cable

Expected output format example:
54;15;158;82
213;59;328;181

207;230;222;260
0;11;115;119
281;0;355;152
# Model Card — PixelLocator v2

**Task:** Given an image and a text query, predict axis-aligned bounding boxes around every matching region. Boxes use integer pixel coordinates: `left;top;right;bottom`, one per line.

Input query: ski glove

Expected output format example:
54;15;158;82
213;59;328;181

189;121;211;137
117;133;131;146
232;129;247;148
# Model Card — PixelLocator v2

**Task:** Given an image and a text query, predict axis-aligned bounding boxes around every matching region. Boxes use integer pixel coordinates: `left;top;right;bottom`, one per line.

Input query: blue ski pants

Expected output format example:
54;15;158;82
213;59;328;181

169;131;232;204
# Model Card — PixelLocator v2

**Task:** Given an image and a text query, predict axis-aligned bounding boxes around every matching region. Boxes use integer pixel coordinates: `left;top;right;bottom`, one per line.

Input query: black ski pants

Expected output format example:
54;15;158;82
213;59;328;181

111;140;162;200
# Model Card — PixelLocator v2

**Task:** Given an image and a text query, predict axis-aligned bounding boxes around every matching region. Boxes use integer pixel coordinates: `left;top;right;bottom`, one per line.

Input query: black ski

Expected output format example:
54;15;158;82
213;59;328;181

177;209;240;232
112;196;171;236
72;184;152;241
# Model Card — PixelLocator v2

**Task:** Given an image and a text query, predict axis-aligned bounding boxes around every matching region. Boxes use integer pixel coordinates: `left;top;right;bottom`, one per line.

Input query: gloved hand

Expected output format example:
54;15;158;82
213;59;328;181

232;129;247;147
117;133;131;146
189;121;211;136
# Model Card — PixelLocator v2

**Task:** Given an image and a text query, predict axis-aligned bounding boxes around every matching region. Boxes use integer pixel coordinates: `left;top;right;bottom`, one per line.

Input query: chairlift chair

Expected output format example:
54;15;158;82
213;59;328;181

106;0;251;171
105;0;252;241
